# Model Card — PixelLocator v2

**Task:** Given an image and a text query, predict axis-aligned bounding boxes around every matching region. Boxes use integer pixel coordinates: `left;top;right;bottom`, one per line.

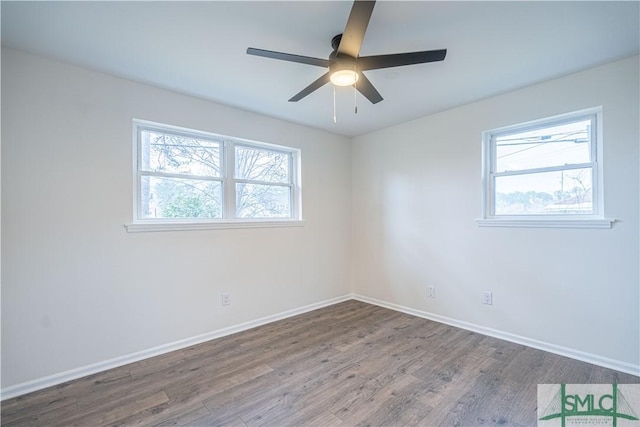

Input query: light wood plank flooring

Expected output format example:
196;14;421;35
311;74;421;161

2;300;638;426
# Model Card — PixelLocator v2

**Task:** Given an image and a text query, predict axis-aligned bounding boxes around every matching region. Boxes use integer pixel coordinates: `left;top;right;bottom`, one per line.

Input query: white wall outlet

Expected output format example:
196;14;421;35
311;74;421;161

427;286;436;298
482;291;493;305
221;292;231;306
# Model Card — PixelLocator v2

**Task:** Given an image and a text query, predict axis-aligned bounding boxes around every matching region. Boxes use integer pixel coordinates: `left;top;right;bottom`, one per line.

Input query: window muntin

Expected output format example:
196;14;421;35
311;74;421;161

483;108;602;219
134;120;301;225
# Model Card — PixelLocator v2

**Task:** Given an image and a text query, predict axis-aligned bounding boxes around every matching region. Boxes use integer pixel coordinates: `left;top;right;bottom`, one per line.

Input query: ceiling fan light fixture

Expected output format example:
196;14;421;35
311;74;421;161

330;69;359;86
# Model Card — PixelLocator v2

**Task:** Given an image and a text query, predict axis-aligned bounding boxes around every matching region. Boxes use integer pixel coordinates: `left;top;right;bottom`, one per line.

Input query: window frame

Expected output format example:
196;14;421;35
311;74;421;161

477;107;615;229
232;142;298;220
126;120;303;232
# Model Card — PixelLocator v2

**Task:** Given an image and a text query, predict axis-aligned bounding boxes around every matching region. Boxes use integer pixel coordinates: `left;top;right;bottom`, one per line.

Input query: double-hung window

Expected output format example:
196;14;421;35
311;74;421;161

478;107;614;228
234;144;295;219
128;120;302;232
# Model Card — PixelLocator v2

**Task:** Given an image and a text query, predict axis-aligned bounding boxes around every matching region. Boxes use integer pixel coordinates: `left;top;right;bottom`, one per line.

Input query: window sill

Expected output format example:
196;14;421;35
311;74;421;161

125;219;305;233
475;217;615;229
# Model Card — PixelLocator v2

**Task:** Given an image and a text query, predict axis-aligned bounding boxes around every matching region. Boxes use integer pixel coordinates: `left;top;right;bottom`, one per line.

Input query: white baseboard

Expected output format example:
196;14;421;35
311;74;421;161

0;294;352;401
352;294;640;377
3;293;638;401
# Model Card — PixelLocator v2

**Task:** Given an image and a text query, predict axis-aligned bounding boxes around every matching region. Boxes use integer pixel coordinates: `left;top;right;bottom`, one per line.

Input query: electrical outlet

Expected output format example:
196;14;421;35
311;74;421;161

221;292;231;306
427;286;436;298
482;291;493;305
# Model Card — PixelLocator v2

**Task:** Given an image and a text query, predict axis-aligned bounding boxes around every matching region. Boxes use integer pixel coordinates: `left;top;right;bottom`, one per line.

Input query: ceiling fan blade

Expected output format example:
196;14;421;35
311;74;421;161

247;48;330;68
337;0;376;58
358;49;447;71
356;72;383;104
289;72;331;102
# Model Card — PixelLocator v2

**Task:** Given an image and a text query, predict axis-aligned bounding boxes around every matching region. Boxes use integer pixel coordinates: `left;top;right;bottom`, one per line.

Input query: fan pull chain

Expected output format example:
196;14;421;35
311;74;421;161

354;63;358;114
333;85;337;124
354;87;358;114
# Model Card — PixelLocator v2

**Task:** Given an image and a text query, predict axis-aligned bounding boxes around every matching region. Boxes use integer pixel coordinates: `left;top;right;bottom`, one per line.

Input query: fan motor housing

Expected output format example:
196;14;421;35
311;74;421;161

330;56;357;74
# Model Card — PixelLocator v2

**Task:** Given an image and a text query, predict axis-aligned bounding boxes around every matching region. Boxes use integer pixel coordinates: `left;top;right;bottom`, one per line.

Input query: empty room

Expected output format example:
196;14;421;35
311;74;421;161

1;1;639;426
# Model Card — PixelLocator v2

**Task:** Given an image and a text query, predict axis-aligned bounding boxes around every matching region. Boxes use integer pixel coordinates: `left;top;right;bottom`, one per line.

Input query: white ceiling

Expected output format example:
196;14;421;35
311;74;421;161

2;1;638;137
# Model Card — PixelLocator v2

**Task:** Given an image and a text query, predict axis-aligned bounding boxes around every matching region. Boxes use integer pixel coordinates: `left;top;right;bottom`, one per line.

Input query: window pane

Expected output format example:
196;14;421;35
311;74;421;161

141;176;222;219
495;168;592;215
235;146;290;183
140;129;221;177
236;183;291;218
495;119;591;172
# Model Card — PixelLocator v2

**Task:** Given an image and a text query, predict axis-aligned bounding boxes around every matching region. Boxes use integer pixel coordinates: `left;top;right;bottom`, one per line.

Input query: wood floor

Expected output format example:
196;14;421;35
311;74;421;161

2;300;638;426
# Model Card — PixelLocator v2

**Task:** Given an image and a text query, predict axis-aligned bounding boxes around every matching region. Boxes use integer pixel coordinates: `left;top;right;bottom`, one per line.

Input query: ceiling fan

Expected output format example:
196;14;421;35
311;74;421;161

246;0;447;105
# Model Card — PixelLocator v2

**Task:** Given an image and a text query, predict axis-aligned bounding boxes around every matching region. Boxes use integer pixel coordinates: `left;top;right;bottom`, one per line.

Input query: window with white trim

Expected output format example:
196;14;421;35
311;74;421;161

234;144;295;219
129;120;301;231
479;107;613;228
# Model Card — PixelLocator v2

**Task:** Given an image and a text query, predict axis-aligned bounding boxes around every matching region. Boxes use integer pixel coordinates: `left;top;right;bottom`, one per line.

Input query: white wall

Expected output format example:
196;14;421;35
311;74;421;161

352;56;639;370
1;48;352;389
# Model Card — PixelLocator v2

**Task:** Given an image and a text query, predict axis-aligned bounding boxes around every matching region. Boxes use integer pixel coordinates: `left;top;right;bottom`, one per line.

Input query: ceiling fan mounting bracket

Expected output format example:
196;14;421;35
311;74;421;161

331;34;343;51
